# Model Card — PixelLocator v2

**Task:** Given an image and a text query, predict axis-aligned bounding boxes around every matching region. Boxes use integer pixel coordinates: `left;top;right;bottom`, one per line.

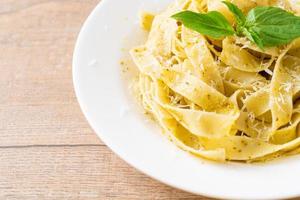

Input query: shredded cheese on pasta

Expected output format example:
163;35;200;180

130;0;300;162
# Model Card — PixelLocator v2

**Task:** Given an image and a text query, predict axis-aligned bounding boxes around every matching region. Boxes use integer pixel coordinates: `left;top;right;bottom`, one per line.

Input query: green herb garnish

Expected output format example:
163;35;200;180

172;11;235;39
171;1;300;49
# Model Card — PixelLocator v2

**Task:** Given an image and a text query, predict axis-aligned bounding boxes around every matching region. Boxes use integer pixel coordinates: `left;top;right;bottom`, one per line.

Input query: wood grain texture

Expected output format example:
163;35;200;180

0;0;208;199
0;146;206;200
0;0;101;146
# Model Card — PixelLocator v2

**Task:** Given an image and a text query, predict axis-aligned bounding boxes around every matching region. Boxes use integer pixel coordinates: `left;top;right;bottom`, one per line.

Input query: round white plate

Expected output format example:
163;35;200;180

73;0;300;199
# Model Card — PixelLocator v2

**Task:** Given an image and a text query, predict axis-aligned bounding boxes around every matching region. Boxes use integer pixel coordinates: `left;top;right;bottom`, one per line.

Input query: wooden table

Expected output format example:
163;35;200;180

0;1;208;199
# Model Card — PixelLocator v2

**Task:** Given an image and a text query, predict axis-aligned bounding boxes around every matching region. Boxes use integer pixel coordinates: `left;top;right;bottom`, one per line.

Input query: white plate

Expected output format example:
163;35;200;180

73;0;300;199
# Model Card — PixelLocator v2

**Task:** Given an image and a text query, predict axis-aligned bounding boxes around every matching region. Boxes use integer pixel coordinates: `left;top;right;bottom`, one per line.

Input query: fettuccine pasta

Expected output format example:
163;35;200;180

130;0;300;162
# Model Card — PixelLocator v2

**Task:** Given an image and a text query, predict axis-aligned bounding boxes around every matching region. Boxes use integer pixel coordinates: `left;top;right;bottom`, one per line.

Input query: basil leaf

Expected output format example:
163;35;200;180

171;11;235;39
245;6;300;47
222;1;245;26
242;27;264;49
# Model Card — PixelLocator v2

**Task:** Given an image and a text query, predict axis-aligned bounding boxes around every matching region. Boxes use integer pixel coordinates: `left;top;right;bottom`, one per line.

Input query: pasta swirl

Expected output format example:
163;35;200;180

131;0;300;162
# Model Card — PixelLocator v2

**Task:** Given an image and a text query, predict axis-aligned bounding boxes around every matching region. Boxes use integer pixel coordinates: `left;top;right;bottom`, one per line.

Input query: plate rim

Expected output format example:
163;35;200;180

72;1;300;199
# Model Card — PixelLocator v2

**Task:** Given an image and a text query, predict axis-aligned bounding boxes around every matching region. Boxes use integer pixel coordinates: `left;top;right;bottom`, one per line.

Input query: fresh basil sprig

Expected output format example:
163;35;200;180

171;1;300;49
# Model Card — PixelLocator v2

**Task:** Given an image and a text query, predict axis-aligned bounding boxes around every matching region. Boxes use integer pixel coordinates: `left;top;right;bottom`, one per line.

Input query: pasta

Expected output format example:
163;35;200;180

130;0;300;162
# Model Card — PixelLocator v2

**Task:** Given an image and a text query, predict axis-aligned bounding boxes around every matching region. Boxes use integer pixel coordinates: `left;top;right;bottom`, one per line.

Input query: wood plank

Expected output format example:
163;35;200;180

0;146;207;200
0;0;101;146
0;104;101;146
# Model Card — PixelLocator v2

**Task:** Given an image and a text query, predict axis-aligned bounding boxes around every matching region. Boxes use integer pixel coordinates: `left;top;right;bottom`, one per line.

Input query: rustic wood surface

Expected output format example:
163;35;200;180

0;0;209;199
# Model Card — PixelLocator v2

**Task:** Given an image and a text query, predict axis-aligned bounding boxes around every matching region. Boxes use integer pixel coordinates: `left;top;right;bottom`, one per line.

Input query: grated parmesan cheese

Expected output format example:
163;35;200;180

264;68;273;76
